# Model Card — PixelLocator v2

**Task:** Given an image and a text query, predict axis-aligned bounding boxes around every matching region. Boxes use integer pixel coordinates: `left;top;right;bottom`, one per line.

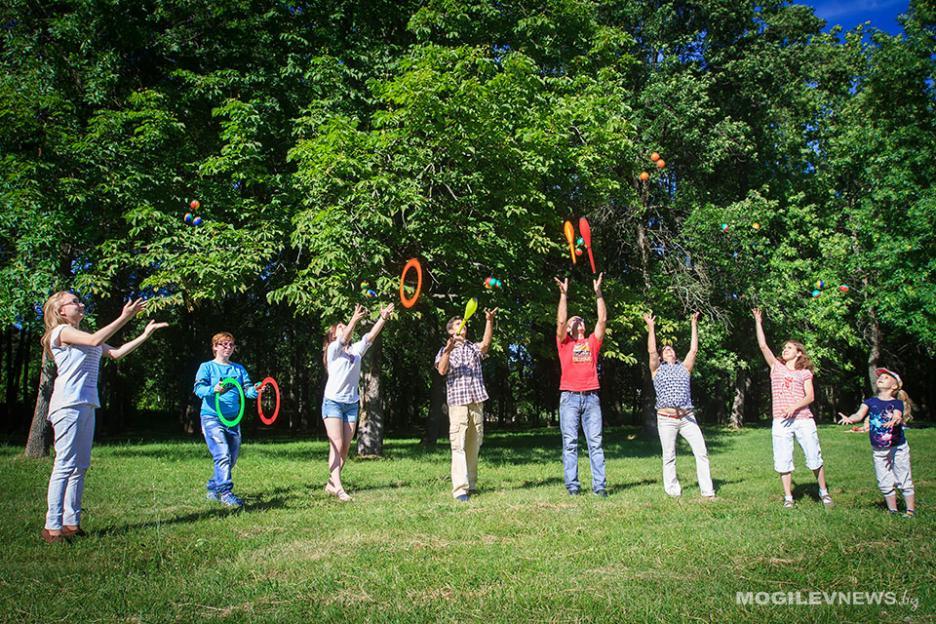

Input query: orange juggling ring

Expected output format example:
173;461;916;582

399;258;423;309
257;377;280;426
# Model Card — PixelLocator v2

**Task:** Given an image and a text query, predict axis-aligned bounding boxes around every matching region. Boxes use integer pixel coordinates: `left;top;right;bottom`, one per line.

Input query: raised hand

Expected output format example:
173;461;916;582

352;303;367;322
593;272;604;294
444;334;465;353
554;277;568;295
752;308;763;323
691;311;700;323
643;312;655;327
380;303;395;320
837;412;851;425
484;307;498;321
121;298;147;319
143;320;169;337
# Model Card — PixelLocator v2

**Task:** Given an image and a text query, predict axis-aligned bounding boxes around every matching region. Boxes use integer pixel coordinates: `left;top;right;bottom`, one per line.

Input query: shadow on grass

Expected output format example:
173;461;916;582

94;487;295;538
96;426;738;470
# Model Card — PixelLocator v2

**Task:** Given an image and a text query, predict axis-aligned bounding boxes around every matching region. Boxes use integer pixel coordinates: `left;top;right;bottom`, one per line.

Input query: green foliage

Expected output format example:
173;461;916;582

1;0;934;428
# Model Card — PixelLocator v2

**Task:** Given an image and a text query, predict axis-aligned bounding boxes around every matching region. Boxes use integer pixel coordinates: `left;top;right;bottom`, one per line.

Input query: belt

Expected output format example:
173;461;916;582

657;408;693;419
564;389;599;396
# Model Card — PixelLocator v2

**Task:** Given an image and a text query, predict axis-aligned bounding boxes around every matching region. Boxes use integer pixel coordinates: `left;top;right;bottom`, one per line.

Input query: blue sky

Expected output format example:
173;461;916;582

800;0;909;35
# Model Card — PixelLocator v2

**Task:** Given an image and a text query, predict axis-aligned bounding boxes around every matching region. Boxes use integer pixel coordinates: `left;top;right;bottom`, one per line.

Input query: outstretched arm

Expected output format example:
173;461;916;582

643;312;660;374
340;304;368;345
479;308;497;355
364;303;395;344
838;403;869;425
555;277;569;341
752;308;777;368
59;298;148;348
104;320;169;361
683;312;700;373
593;273;607;341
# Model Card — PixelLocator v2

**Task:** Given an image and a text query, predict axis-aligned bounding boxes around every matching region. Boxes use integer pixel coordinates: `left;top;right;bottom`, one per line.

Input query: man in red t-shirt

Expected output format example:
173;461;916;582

555;273;607;496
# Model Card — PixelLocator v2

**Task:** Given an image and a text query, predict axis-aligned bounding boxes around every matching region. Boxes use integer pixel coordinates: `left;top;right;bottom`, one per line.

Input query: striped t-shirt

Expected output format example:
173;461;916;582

770;361;814;419
48;323;104;418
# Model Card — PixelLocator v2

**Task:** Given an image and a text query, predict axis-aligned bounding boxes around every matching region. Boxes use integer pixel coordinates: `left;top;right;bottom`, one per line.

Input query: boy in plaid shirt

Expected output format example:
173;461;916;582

435;307;498;501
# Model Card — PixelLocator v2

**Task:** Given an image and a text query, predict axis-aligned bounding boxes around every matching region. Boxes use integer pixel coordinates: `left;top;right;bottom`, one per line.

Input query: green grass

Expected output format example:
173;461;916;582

0;425;932;623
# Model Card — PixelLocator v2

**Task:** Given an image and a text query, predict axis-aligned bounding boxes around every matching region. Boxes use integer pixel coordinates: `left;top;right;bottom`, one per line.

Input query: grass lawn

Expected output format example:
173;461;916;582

0;424;932;623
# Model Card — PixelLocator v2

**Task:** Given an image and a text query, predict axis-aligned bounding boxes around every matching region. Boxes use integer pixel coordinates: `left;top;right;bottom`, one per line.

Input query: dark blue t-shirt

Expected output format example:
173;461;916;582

863;397;905;449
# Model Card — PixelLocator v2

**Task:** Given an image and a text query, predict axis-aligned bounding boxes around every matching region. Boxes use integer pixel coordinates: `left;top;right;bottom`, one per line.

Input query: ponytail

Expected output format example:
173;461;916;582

897;389;913;423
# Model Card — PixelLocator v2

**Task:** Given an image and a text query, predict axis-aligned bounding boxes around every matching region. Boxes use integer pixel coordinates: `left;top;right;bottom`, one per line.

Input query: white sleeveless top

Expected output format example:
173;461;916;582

48;324;103;419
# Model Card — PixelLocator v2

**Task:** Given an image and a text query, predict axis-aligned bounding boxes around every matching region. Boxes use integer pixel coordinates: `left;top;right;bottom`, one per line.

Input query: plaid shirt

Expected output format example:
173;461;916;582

435;341;489;406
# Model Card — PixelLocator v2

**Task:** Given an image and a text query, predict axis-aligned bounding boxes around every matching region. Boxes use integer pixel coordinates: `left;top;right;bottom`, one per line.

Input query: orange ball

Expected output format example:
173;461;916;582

190;200;200;210
650;152;660;162
639;171;650;182
655;159;666;169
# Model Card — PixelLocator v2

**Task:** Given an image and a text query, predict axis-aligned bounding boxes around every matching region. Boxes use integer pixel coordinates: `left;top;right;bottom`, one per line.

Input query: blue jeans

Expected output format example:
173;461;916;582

45;404;96;530
201;415;241;495
322;398;359;423
559;391;607;492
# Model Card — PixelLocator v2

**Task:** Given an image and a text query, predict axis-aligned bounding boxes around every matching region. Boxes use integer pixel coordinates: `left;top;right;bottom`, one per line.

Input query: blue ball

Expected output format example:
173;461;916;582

184;213;193;224
193;216;203;226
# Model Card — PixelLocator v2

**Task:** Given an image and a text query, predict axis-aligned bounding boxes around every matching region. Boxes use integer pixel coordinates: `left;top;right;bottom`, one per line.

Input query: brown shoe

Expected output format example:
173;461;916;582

40;528;66;544
62;525;87;537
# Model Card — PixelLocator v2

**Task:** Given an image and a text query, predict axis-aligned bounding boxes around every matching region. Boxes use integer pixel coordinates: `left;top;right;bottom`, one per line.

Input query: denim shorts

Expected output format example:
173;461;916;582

322;398;359;423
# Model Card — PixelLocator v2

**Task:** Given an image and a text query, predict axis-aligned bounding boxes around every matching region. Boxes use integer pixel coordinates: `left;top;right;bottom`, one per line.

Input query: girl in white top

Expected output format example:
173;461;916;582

320;302;394;501
40;291;167;543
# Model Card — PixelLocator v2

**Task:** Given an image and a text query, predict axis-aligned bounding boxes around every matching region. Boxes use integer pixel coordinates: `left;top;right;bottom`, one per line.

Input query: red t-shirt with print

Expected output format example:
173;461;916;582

557;333;602;392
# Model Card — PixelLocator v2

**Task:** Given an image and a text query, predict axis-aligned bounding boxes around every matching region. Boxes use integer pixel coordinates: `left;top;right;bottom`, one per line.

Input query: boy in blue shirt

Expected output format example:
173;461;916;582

193;332;259;508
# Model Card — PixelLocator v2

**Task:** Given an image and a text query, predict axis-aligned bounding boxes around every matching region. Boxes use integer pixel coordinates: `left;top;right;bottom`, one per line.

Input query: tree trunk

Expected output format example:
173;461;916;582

729;370;750;430
356;339;384;457
867;308;883;392
24;354;56;458
422;368;447;446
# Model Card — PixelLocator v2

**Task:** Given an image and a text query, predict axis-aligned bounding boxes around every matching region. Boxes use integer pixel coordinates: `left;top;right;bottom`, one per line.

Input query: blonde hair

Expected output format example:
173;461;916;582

783;340;814;373
897;390;913;423
40;291;73;358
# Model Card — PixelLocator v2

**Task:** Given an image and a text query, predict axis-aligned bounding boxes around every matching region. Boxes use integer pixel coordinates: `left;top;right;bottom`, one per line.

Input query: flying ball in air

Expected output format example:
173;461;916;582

811;289;821;298
365;289;377;299
655;159;666;169
190;200;200;210
639;171;650;182
720;223;729;233
192;216;203;226
184;213;193;224
838;284;850;293
815;280;825;290
575;248;583;257
576;237;584;247
650;152;661;162
360;281;370;290
752;222;761;230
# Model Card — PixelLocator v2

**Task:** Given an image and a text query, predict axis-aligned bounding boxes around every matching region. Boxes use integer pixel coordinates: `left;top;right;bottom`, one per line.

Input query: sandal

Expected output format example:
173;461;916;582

783;499;795;509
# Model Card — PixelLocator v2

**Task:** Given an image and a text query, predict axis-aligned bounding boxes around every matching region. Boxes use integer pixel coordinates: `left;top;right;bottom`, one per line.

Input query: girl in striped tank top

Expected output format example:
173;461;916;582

39;292;167;543
643;312;715;499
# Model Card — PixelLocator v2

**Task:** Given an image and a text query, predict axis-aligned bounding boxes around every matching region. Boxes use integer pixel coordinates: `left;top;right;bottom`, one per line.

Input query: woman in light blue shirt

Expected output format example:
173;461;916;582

40;292;167;543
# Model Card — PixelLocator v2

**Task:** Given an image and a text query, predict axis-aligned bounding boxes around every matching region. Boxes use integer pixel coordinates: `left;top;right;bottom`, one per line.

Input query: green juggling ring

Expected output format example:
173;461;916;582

214;377;245;427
